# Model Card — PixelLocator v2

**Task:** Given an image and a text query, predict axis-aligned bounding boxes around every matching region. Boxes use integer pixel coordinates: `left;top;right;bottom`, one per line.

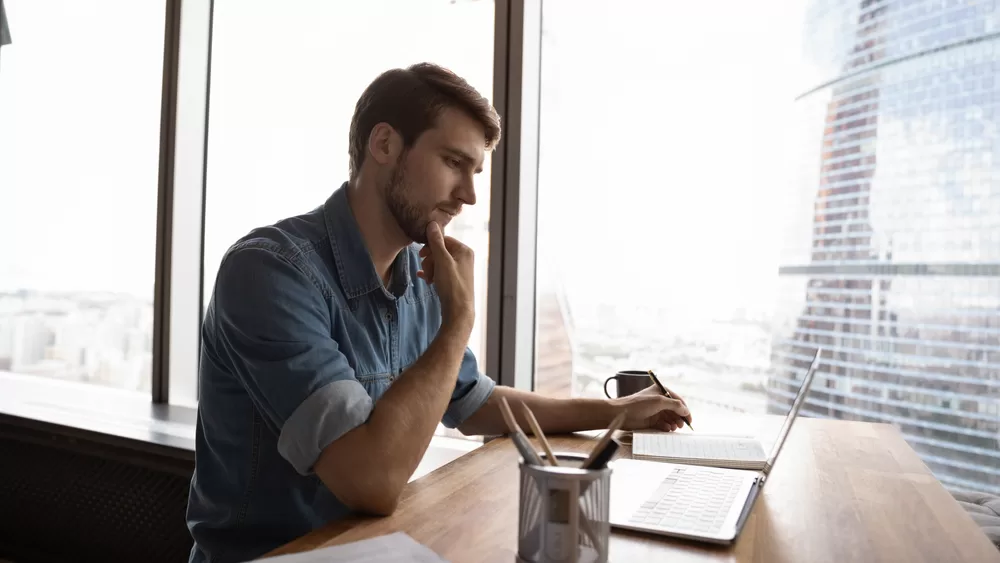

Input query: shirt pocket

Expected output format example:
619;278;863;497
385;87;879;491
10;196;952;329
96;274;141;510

355;372;393;403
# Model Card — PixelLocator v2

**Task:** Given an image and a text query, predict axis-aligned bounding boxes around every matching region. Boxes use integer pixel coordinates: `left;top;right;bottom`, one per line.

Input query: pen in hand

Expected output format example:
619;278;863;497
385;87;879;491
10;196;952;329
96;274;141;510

647;369;694;431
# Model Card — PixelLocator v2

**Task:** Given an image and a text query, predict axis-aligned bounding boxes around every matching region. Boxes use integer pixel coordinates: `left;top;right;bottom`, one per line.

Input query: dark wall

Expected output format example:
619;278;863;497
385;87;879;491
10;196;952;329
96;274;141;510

0;417;195;563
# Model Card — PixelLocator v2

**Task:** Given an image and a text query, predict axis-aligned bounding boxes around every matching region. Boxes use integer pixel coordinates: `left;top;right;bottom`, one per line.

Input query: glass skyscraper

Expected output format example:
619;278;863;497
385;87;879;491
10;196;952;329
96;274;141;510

770;0;1000;495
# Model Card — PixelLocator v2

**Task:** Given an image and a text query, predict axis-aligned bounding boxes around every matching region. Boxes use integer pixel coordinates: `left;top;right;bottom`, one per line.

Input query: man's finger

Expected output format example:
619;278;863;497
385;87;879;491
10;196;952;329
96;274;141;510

441;235;471;255
426;221;450;258
653;418;678;432
664;391;692;424
420;255;435;284
638;385;660;396
658;396;690;417
665;386;688;405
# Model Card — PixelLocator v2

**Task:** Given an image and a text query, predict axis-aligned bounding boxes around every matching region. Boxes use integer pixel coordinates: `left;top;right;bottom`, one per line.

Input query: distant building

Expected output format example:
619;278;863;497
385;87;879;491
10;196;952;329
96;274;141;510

12;315;53;369
770;0;1000;495
0;291;154;392
534;289;574;396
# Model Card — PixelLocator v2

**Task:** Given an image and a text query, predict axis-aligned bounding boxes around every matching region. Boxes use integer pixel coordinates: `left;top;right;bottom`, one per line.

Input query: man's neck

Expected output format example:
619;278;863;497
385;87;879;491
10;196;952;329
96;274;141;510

346;178;410;285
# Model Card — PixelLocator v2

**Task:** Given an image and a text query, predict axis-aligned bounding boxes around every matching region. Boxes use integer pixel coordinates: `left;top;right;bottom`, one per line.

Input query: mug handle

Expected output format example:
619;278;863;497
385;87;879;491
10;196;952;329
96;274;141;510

603;375;617;399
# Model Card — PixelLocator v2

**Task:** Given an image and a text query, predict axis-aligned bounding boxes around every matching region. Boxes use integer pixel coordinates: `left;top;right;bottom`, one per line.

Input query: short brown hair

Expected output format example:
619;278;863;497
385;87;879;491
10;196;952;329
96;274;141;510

348;63;502;180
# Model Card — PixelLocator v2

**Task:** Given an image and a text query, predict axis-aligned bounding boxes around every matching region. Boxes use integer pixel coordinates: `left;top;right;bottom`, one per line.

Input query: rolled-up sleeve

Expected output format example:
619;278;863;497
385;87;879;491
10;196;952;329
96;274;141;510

441;347;496;429
212;244;371;475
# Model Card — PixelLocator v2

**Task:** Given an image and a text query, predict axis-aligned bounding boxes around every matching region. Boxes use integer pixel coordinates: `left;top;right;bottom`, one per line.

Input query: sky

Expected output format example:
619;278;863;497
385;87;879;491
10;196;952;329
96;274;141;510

0;0;809;320
535;0;808;318
0;0;165;298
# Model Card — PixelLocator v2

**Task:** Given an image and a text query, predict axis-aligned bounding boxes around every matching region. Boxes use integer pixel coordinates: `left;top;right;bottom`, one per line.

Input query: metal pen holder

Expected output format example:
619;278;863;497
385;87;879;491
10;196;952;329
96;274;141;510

517;452;612;563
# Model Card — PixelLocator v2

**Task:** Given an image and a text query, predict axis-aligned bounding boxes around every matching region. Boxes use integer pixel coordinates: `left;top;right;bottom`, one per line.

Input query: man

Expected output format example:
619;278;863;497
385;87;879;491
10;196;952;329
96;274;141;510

186;62;692;563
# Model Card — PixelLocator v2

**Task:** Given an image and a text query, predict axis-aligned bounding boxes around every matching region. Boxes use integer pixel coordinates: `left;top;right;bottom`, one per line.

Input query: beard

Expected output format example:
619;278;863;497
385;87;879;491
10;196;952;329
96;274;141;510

383;156;432;244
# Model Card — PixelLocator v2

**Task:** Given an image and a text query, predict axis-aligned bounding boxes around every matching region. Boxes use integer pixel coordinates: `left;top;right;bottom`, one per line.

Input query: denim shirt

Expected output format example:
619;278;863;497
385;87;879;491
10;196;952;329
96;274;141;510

186;184;495;563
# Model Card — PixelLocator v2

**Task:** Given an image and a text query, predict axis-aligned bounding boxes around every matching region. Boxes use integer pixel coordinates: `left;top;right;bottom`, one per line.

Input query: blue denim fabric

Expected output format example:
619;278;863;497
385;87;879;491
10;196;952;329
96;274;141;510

186;183;495;563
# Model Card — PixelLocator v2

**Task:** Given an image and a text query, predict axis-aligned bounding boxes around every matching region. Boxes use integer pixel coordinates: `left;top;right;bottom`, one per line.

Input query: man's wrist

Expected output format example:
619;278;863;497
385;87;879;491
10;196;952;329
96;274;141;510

602;396;627;422
438;315;474;344
567;397;624;430
442;310;475;336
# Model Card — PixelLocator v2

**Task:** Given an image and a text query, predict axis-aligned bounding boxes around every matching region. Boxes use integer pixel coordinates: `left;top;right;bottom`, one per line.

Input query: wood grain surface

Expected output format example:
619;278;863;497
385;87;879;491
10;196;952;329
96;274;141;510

263;418;1000;563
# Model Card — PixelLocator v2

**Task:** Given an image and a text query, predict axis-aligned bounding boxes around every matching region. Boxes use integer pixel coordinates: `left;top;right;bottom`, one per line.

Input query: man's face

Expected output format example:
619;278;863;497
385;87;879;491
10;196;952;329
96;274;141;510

382;107;486;244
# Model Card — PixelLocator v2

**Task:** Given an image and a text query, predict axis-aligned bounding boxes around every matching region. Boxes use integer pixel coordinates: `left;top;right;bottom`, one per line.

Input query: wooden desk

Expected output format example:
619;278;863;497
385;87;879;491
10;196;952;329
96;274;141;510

265;418;1000;562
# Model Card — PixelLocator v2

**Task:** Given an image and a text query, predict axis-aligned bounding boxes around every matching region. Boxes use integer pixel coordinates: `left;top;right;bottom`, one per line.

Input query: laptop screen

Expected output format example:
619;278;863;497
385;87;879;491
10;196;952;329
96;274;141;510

763;348;822;474
1;0;10;47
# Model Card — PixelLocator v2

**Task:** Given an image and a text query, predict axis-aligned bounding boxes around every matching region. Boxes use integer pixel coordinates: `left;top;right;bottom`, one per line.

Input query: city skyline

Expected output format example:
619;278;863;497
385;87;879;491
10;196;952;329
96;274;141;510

768;0;1000;495
0;289;153;393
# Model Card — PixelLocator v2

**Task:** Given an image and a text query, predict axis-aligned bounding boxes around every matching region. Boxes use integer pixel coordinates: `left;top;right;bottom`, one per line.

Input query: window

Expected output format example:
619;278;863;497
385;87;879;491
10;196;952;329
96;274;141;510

533;0;802;417
0;0;165;394
201;1;494;432
533;0;1000;496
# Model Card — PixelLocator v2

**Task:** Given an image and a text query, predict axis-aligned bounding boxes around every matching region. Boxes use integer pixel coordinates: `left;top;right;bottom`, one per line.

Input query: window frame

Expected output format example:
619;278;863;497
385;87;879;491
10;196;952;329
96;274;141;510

486;0;542;391
152;0;542;403
154;0;214;405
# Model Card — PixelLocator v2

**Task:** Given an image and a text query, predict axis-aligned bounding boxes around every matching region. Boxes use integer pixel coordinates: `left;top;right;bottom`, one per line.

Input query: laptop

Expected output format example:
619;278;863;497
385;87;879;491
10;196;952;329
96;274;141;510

608;347;822;544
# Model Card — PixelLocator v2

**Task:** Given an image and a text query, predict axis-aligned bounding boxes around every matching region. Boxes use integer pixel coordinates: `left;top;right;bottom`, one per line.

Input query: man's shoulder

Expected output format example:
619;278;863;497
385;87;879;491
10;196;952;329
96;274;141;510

225;207;329;268
210;206;337;299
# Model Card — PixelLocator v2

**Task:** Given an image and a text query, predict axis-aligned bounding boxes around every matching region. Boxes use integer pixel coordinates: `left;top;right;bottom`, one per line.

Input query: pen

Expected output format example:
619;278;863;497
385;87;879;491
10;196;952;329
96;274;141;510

648;369;694;430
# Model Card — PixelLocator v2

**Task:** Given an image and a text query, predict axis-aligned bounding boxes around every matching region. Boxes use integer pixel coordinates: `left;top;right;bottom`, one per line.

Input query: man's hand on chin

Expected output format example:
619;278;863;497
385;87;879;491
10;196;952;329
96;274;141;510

611;385;692;432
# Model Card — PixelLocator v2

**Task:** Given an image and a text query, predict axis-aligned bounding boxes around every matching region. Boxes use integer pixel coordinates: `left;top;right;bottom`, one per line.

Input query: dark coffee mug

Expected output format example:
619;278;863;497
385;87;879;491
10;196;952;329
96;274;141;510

603;370;651;399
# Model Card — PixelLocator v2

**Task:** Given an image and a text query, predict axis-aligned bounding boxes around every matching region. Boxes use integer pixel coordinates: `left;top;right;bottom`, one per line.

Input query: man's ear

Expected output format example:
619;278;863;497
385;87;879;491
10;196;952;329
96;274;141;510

367;123;402;166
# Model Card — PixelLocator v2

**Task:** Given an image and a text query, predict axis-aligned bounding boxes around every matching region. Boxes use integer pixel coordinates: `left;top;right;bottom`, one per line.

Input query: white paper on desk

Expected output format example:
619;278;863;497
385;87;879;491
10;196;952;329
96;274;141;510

634;429;755;439
254;532;449;563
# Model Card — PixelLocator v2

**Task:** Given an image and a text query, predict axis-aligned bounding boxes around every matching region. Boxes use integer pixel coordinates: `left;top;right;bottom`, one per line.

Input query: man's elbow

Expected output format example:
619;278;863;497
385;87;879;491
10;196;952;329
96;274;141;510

458;394;498;436
318;470;406;517
313;429;406;517
456;418;486;436
456;401;497;436
348;491;401;517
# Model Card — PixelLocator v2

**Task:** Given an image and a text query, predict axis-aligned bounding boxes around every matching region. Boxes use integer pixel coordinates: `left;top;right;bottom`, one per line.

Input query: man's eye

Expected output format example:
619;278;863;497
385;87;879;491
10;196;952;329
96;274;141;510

446;157;461;168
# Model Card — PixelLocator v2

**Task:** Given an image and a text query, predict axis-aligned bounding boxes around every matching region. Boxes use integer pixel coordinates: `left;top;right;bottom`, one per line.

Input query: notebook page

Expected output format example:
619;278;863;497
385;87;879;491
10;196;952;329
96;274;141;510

256;532;449;563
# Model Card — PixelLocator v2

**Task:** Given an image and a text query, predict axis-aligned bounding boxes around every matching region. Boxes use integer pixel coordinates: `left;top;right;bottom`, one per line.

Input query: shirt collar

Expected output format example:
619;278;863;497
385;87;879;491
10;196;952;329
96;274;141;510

323;182;411;300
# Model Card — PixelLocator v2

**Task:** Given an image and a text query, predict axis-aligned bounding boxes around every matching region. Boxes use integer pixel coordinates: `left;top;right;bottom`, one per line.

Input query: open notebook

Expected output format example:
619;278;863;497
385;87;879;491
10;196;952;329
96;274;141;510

632;349;822;470
632;432;769;470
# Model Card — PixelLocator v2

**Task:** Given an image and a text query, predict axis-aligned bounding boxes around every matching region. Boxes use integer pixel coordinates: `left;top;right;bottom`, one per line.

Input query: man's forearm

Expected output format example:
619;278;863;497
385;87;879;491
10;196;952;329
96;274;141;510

315;321;470;514
364;322;469;480
459;385;619;436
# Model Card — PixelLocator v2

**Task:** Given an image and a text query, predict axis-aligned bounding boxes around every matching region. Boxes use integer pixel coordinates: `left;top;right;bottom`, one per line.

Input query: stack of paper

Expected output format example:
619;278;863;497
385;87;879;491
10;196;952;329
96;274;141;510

255;532;449;563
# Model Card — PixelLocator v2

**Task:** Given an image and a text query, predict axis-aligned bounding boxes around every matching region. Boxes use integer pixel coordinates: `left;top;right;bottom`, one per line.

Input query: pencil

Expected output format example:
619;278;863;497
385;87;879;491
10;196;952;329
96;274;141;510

648;370;694;430
520;402;560;467
499;397;542;466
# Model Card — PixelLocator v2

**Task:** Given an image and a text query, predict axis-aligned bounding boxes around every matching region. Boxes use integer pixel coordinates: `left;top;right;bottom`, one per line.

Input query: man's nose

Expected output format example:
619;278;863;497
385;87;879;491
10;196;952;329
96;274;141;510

456;175;477;206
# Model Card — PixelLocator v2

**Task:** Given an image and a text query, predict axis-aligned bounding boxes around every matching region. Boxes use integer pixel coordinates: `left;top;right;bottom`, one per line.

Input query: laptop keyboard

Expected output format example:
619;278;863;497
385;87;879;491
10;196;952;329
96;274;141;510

636;435;764;461
627;467;744;535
